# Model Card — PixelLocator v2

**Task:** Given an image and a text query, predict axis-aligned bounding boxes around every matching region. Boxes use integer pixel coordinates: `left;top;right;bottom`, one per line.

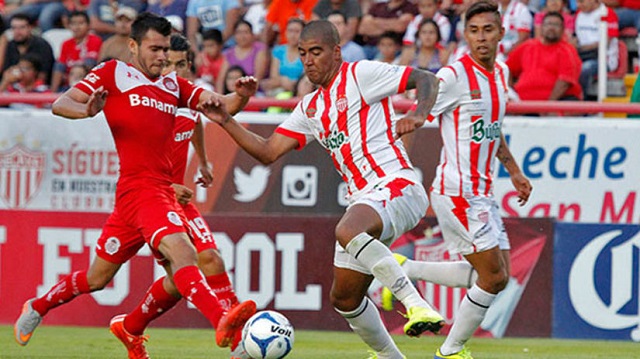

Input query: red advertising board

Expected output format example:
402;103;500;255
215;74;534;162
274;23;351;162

0;210;552;337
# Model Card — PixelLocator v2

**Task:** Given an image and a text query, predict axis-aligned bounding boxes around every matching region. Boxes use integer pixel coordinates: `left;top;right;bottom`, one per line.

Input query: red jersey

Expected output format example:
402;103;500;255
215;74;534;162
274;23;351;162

171;109;200;184
57;34;103;72
75;60;203;193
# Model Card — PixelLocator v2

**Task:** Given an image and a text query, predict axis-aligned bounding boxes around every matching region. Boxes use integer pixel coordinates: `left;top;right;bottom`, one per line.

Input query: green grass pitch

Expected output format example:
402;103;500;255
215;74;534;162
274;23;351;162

1;325;637;358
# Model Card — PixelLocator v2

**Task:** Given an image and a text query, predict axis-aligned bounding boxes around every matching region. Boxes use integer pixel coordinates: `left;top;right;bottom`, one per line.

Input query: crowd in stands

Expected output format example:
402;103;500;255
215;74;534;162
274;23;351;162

0;0;638;106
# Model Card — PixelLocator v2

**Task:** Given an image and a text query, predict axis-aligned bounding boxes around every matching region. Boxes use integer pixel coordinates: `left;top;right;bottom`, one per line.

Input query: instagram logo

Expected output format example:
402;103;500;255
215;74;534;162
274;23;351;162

281;165;318;206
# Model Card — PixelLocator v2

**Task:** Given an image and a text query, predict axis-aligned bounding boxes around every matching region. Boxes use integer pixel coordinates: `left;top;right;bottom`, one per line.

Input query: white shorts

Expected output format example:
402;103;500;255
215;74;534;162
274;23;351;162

430;191;509;256
334;170;429;274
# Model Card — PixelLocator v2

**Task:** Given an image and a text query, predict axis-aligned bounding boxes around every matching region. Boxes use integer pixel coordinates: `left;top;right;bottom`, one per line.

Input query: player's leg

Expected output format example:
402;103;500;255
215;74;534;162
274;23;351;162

436;247;507;358
330;264;404;359
397;256;477;288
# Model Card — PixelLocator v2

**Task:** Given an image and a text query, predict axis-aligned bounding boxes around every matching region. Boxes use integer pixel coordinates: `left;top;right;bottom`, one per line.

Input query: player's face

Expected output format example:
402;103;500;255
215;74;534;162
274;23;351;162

298;38;342;88
464;12;504;67
163;50;190;78
129;29;169;78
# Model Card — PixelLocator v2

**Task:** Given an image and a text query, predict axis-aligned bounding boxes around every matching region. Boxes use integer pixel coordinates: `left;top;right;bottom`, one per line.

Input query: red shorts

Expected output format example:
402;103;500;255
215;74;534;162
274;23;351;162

95;187;192;264
181;202;217;252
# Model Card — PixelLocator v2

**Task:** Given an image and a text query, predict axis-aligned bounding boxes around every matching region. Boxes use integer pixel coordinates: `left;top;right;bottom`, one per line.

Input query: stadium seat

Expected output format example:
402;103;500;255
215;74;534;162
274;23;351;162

586;41;629;98
42;28;72;59
619;27;638;72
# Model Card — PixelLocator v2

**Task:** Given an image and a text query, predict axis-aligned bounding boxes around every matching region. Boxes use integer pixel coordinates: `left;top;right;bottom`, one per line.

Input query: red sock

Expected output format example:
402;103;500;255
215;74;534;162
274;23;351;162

206;273;239;311
173;265;224;328
123;277;181;335
31;271;90;316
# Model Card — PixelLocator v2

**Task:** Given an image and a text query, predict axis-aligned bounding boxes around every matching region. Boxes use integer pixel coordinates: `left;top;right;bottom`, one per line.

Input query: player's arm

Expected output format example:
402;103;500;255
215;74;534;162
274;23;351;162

201;106;298;164
396;68;439;137
52;86;107;119
190;117;214;187
496;133;532;206
220;76;258;115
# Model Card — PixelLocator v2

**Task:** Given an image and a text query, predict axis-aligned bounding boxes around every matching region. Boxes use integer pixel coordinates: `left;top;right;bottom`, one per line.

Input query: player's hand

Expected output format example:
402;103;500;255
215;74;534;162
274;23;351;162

510;172;532;206
171;183;193;205
395;113;424;139
199;100;231;125
87;86;107;117
196;162;214;187
235;76;258;98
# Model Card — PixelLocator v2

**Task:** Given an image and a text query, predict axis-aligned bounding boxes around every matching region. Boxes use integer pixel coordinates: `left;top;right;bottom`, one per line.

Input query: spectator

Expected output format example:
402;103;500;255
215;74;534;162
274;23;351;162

51;11;102;92
399;18;448;73
602;0;640;34
9;0;68;32
261;0;315;46
98;6;136;62
573;0;619;99
498;0;533;59
327;11;366;62
533;0;575;39
195;29;226;87
357;0;418;60
507;12;583;101
186;0;240;51
312;0;361;42
60;64;89;92
147;0;188;28
222;64;246;94
2;14;55;84
0;54;50;108
88;0;146;39
217;20;269;92
375;31;402;64
402;0;451;48
629;75;640;118
262;18;304;96
244;0;271;36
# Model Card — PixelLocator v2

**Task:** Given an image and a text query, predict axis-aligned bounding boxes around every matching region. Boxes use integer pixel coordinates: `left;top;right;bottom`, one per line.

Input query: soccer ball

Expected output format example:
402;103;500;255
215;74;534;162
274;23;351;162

242;310;294;359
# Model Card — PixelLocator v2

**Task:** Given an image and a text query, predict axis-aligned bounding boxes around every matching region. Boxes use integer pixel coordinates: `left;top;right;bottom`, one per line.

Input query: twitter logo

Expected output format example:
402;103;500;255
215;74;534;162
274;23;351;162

233;166;271;202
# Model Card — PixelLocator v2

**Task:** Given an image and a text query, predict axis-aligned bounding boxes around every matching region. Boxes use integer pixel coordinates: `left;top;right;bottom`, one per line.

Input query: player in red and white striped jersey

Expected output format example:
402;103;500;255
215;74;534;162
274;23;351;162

14;14;257;355
427;2;532;358
205;20;444;359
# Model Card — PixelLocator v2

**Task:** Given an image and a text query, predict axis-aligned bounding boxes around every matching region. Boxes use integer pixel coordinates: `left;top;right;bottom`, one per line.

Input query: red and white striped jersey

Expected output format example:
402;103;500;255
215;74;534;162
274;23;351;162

75;60;203;193
428;54;509;197
275;60;414;200
170;109;200;184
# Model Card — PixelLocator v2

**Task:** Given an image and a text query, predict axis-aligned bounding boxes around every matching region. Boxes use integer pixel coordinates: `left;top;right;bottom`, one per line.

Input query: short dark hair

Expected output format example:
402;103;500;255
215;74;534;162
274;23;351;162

287;18;305;29
69;10;89;24
378;31;402;46
170;33;190;52
300;20;339;47
327;10;347;23
202;29;223;44
130;12;172;45
234;19;252;32
10;13;32;26
223;65;247;94
19;53;42;73
543;11;565;26
465;0;501;26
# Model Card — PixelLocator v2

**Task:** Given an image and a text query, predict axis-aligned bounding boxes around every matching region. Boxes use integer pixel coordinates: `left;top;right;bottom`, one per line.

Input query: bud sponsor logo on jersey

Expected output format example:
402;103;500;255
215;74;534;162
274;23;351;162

233;166;270;202
282;165;317;206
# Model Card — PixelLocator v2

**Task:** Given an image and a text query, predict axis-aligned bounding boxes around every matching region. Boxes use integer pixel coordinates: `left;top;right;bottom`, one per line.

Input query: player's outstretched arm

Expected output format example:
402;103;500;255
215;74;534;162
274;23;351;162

52;86;107;119
496;133;532;206
221;76;258;115
200;104;298;165
395;69;439;138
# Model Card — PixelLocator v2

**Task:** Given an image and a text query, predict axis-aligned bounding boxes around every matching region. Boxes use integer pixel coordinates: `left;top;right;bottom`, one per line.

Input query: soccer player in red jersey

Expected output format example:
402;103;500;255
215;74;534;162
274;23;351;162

204;20;444;359
109;33;248;359
14;13;257;356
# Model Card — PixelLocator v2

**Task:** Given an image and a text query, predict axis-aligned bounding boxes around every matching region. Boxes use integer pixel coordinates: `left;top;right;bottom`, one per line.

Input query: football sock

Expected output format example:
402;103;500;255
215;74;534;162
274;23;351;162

345;232;430;309
440;284;496;355
335;298;403;358
402;260;478;288
32;271;90;316
173;265;224;328
206;273;239;311
123;276;181;336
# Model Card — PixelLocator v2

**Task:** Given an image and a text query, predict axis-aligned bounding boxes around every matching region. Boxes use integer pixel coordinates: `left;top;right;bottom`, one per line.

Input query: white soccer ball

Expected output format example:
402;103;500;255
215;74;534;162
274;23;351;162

242;310;294;359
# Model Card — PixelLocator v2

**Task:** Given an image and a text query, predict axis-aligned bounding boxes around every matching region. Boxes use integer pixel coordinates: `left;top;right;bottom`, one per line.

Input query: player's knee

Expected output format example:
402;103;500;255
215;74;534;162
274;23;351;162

483;270;509;293
197;249;225;276
334;225;354;249
330;289;361;312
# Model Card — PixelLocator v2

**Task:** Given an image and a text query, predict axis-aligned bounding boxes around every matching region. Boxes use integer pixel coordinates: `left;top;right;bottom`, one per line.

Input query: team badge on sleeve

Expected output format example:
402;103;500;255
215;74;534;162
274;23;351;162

105;237;121;255
167;211;183;226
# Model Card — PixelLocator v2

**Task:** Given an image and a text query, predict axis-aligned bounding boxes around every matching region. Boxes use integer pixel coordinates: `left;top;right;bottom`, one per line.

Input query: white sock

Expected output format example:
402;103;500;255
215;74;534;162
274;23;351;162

403;260;477;288
440;284;496;355
335;298;404;359
345;232;430;310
